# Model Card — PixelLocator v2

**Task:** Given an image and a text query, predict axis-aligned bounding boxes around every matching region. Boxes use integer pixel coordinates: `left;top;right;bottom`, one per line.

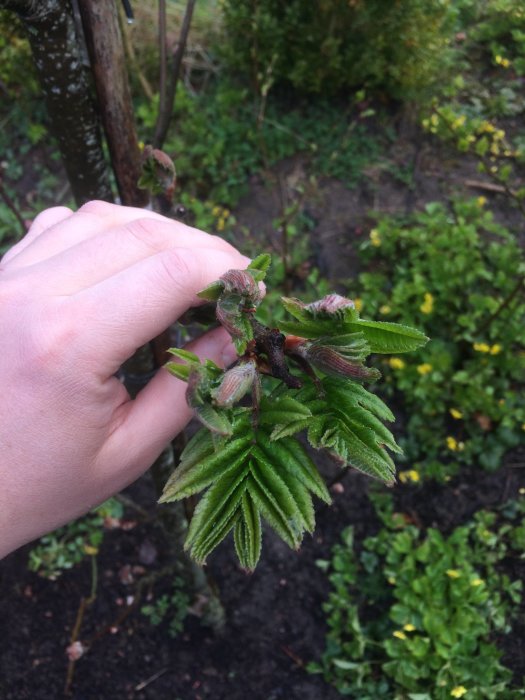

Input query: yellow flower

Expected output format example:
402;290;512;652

420;292;434;314
370;229;381;247
83;544;98;556
451;686;468;698
212;205;222;217
430;114;439;127
490;344;502;355
446;436;458;451
477;196;487;207
398;470;420;483
495;55;510;68
481;121;495;133
417;363;432;375
379;304;391;315
403;623;416;632
389;358;405;370
471;578;484;587
450;408;463;419
393;630;407;640
354;297;363;312
451;115;466;129
473;342;490;353
446;569;461;578
387;576;396;584
222;208;230;219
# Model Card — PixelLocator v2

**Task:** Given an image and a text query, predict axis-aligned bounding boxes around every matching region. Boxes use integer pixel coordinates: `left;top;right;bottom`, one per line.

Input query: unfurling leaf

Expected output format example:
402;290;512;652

159;415;332;567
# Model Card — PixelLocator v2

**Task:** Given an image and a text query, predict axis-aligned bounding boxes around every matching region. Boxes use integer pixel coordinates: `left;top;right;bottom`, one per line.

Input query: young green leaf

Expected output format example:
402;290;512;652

345;319;429;354
234;492;262;571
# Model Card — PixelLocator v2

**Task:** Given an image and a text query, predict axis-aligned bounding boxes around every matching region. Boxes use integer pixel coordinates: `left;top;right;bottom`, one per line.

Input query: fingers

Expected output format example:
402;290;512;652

7;216;244;300
4;200;190;271
96;327;237;487
1;206;73;264
71;245;248;372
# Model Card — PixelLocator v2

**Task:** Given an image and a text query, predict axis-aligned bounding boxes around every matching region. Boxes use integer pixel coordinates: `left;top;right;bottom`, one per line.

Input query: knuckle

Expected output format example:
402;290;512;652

25;304;78;374
157;247;196;294
78;200;116;216
125;218;172;254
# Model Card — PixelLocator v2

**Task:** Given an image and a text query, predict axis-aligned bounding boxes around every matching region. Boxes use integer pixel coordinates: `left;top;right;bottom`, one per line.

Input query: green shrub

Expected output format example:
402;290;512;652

309;492;525;699
219;0;457;100
351;199;525;480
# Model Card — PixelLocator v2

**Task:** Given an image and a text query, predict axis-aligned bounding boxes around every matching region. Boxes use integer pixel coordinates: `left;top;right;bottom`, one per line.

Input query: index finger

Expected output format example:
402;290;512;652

68;245;250;374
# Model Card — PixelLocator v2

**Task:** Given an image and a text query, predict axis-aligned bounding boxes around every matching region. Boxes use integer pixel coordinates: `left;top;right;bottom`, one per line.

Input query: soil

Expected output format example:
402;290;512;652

1;112;525;700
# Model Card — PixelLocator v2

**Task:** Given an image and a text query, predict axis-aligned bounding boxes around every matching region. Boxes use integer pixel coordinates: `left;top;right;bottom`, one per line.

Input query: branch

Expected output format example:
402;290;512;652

153;0;196;149
0;172;27;236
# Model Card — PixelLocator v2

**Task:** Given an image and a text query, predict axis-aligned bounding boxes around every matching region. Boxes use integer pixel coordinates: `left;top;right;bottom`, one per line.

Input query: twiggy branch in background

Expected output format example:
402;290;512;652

153;0;197;150
0;171;27;236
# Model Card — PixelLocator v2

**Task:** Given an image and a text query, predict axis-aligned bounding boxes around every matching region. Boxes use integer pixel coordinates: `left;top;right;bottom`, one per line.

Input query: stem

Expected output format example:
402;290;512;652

64;554;98;695
475;275;525;337
153;0;197;149
79;0;149;207
156;0;168;138
0;172;26;236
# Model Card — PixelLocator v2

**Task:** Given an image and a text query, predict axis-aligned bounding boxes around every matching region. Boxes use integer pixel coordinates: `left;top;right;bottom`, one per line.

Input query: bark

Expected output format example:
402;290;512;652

78;0;149;207
1;0;113;205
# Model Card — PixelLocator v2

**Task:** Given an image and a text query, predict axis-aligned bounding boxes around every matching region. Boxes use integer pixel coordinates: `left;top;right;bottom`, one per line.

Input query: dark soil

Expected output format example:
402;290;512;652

1;111;525;700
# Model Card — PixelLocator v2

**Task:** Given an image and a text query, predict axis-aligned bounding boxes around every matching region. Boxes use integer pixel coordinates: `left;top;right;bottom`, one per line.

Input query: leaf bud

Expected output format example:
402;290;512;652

212;360;257;407
294;341;380;381
220;269;261;303
305;294;355;318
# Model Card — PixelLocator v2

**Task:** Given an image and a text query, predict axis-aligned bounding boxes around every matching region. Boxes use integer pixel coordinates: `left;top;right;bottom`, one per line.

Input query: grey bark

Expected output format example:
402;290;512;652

1;0;113;205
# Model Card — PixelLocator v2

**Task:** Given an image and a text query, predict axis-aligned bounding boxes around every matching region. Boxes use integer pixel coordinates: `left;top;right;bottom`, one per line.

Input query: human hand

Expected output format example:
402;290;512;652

0;201;250;557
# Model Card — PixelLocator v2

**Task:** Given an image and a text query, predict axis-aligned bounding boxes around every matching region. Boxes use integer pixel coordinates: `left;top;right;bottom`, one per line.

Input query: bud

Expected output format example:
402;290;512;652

220;269;261;303
185;367;208;408
305;294;355;318
212;361;257;407
293;340;380;382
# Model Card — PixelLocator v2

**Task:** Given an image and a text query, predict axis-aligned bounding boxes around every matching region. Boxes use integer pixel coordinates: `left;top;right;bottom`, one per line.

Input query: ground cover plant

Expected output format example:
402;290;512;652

350;198;525;481
1;0;525;698
310;492;525;698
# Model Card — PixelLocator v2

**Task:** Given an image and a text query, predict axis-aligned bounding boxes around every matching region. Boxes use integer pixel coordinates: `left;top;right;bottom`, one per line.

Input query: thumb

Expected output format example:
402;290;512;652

98;327;237;489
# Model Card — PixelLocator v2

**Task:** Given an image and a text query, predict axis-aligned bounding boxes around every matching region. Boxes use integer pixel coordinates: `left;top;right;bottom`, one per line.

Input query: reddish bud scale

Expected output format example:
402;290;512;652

306;294;355;317
220;270;261;301
306;345;380;381
213;361;257;407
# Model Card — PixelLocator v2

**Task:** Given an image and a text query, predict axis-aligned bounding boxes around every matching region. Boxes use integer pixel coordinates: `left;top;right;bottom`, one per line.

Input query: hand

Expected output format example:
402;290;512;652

0;201;249;557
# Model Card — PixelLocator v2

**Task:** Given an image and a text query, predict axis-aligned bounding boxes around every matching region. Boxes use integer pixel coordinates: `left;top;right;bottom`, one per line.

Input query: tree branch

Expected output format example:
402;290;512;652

153;0;196;149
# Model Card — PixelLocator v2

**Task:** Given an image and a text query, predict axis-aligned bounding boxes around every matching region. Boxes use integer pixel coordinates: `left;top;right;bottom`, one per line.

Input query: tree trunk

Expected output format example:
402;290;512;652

78;0;149;207
1;0;113;205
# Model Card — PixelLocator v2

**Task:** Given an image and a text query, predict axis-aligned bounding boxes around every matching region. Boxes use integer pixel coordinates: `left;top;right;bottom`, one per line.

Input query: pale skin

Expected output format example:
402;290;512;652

0;201;249;558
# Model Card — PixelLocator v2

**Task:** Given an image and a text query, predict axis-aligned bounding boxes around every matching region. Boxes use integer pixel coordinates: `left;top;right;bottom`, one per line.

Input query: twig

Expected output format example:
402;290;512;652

153;0;197;149
118;4;154;100
0;173;27;236
475;275;525;337
64;556;98;696
156;0;168;137
135;667;169;691
464;179;510;194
